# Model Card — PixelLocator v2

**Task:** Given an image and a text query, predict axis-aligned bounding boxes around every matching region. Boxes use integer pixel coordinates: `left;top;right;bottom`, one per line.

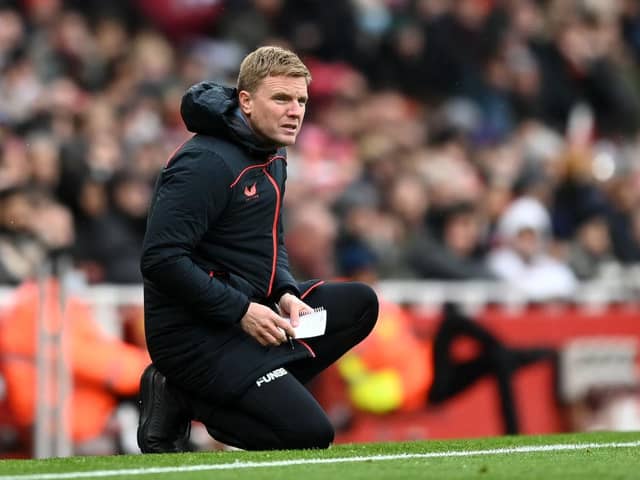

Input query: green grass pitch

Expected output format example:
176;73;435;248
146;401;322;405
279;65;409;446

0;431;638;480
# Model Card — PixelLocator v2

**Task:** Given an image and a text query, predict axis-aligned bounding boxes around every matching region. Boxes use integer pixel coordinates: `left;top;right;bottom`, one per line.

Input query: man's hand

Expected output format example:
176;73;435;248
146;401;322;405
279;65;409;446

277;292;313;328
240;302;296;347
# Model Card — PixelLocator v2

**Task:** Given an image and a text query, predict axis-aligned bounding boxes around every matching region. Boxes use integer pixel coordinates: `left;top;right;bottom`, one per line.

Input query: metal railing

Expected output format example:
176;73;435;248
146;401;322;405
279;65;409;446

3;272;640;317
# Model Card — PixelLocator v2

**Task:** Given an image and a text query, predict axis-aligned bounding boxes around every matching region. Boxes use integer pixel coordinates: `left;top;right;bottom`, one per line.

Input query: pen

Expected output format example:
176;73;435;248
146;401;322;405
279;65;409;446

276;303;295;350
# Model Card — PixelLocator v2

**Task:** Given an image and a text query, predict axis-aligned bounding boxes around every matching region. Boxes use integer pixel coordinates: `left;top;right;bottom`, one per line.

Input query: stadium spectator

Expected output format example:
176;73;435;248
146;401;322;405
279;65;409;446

536;1;640;137
487;196;578;300
284;199;339;280
0;186;74;285
568;208;621;281
604;170;640;264
73;170;150;284
405;201;495;280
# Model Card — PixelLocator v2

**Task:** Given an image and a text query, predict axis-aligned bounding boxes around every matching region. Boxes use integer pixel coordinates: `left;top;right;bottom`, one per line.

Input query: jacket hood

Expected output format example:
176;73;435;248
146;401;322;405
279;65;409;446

180;81;278;155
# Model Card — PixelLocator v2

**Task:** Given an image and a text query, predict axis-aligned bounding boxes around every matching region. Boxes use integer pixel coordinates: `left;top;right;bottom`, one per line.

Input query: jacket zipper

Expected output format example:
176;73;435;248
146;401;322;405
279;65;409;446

259;159;316;358
263;166;281;298
230;154;285;297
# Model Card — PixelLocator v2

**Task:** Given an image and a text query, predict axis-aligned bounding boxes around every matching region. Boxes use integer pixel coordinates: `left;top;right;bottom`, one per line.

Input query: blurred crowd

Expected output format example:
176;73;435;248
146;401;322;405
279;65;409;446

2;0;640;300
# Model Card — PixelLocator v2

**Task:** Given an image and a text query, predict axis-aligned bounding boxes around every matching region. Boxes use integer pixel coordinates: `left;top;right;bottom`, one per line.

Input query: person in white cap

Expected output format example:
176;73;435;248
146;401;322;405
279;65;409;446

487;196;578;301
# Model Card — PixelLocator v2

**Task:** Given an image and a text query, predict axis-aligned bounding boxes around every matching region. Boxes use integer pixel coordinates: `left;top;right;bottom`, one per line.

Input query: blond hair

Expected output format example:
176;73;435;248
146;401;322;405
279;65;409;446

237;46;311;93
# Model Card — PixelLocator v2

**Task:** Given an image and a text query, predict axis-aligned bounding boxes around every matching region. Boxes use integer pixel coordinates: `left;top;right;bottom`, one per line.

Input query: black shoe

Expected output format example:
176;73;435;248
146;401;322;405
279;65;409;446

137;364;191;454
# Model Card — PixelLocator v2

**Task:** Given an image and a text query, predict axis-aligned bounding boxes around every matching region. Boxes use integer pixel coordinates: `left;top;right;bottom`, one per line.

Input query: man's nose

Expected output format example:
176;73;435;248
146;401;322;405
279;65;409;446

287;101;303;117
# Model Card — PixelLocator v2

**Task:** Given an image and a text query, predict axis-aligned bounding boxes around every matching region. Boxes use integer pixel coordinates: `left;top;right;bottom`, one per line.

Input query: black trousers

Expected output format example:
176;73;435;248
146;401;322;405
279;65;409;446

186;282;378;450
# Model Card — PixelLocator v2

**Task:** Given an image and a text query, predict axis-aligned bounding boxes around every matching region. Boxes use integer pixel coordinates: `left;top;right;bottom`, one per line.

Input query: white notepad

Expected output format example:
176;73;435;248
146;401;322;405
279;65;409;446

289;307;327;339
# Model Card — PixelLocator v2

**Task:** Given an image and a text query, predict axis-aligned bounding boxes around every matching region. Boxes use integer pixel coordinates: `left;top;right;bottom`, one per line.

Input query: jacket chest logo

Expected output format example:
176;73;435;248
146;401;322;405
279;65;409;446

243;182;259;200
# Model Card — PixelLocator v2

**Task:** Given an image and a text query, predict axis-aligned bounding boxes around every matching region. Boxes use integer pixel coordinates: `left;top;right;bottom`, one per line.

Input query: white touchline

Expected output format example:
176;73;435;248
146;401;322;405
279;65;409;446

2;440;639;480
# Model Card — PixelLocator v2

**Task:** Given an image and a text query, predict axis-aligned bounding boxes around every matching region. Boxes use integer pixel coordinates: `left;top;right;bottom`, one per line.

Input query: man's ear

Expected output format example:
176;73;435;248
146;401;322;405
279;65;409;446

238;90;252;116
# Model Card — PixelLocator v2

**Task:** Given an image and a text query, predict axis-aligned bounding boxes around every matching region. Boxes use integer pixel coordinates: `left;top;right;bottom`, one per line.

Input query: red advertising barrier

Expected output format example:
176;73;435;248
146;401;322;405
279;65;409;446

317;304;640;443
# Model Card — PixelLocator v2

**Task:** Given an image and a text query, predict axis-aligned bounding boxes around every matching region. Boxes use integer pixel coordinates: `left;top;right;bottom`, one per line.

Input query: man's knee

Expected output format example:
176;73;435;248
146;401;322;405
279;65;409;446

351;282;379;334
281;416;335;449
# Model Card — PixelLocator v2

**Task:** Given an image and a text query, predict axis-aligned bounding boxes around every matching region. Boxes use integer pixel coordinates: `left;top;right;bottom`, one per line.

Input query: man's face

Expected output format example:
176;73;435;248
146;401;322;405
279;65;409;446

0;193;31;231
445;213;480;257
513;228;541;260
239;75;308;146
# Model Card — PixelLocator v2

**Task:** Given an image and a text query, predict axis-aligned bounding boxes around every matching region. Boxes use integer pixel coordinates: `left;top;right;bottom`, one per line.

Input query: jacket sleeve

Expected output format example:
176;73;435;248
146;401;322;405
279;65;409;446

140;148;250;325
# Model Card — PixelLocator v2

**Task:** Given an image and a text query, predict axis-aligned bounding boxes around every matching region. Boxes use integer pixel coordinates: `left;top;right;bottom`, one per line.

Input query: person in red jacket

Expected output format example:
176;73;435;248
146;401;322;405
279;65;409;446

338;300;555;434
0;280;149;453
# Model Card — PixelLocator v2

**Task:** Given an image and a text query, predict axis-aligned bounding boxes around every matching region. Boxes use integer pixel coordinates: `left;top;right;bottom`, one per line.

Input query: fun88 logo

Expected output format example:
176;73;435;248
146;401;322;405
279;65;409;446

255;368;288;387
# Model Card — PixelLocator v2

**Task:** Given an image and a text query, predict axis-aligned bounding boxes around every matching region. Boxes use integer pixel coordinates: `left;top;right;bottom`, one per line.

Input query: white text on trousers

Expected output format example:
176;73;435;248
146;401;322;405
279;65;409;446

256;368;288;387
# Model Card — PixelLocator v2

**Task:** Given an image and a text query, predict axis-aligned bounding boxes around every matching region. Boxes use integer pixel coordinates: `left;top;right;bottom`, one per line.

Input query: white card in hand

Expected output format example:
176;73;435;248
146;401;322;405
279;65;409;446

290;307;326;339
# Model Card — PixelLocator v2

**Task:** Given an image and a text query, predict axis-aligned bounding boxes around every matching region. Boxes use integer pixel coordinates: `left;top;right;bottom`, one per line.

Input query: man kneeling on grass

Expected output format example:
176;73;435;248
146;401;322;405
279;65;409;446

137;46;378;452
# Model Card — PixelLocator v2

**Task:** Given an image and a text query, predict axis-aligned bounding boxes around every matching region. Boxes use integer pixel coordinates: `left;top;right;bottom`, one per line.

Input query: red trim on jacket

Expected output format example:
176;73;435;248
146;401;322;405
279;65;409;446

229;155;285;188
296;339;316;358
263;168;281;298
300;280;325;300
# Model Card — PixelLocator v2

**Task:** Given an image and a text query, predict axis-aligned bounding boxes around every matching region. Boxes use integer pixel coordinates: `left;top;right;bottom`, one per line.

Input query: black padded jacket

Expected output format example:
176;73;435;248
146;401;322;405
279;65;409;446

140;82;315;401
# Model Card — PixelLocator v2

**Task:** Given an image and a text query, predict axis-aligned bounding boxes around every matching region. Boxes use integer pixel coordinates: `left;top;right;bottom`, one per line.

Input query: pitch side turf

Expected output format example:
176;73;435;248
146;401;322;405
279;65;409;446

0;432;638;480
